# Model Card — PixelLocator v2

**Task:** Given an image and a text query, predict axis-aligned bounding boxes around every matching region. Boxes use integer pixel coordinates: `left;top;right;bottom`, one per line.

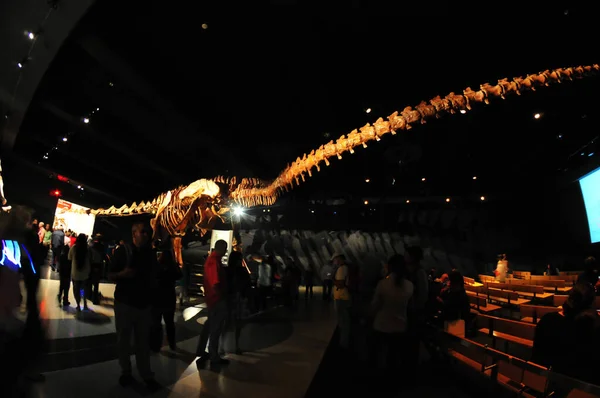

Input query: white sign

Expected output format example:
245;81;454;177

53;199;96;237
210;229;233;265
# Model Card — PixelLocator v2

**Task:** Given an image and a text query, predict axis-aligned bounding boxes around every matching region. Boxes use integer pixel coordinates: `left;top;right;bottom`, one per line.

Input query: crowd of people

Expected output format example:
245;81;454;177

2;209;600;395
32;220;108;309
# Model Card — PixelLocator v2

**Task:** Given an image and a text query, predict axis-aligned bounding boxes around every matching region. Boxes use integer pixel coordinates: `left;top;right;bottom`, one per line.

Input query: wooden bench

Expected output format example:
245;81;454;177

553;294;568;307
559;271;582;276
438;330;600;398
469;294;501;313
479;274;496;284
528;279;570;293
486;288;530;307
520;304;561;323
465;284;485;295
463;276;484;287
440;332;550;397
486;282;551;300
513;271;531;279
554;294;600;309
476;314;536;352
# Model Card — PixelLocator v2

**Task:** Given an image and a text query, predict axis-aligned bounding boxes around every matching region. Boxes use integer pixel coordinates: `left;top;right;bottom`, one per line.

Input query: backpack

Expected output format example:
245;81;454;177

333;263;360;294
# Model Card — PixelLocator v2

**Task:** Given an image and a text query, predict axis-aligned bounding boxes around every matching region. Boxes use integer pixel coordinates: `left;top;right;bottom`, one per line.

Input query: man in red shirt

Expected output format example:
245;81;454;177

201;239;229;366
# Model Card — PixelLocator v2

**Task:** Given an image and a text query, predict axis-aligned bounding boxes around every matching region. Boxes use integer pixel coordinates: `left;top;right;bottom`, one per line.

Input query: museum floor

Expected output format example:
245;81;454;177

19;266;472;398
15;265;331;398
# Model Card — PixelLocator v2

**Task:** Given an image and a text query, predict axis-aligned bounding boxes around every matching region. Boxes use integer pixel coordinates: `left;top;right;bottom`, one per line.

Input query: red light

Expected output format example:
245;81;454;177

51;190;61;197
57;175;69;182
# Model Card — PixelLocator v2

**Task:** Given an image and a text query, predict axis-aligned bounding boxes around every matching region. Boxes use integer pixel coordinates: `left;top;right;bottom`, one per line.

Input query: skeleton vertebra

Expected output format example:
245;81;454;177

81;64;599;263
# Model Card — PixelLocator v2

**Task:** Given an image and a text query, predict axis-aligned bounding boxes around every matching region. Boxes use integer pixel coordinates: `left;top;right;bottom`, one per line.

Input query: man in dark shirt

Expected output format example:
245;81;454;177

109;222;159;390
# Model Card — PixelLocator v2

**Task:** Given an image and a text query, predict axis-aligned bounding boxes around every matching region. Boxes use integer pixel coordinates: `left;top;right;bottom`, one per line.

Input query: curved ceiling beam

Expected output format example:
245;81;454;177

40;101;173;179
0;0;95;151
27;133;145;189
77;35;253;176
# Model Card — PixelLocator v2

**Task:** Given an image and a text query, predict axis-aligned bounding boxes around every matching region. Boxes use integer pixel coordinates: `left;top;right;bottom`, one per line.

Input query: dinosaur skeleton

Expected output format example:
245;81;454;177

8;65;598;264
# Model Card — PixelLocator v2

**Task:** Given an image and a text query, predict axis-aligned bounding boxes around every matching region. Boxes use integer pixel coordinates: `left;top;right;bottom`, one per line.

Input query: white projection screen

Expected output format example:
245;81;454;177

579;166;600;244
53;199;96;237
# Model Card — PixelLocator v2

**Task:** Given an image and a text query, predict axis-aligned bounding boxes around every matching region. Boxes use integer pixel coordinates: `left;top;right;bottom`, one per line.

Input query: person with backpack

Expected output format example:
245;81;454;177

331;252;354;350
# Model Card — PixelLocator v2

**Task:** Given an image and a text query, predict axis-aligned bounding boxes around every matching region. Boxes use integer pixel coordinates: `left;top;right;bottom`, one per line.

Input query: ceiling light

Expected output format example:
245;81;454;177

77;185;81;189
480;196;486;201
201;23;208;29
17;62;23;69
365;108;372;114
27;32;35;40
96;108;100;111
62;137;68;142
311;210;315;214
83;117;89;124
473;176;477;180
406;200;410;204
109;82;114;87
233;207;244;216
534;113;541;119
365;178;370;183
445;198;450;202
364;200;369;205
421;177;426;182
460;109;466;114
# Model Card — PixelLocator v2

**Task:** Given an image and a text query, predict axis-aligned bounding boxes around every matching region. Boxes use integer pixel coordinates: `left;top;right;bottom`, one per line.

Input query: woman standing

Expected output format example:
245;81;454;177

224;251;251;354
68;234;91;311
370;254;414;389
150;244;181;352
437;271;471;336
494;253;508;282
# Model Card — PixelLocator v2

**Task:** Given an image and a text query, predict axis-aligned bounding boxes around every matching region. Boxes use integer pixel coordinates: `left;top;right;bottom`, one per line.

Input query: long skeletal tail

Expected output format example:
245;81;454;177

230;64;599;208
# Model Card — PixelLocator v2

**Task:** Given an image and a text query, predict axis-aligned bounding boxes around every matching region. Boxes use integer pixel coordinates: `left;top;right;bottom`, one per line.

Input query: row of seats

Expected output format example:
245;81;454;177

438;329;600;398
453;272;600;396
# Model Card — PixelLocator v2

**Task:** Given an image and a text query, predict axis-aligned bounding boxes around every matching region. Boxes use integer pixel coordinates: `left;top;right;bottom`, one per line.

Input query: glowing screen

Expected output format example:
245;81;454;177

579;166;600;244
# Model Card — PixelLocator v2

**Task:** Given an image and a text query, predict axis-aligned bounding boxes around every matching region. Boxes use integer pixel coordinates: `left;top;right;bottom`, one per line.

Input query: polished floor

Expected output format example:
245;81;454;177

20;279;336;398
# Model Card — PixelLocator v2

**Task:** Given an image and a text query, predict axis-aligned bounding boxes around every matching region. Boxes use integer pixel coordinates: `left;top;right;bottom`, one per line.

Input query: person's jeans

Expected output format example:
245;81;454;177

256;286;271;312
323;280;333;300
89;263;102;303
369;330;410;392
208;300;228;361
51;246;62;267
196;317;210;355
305;284;313;299
150;305;176;351
114;301;153;380
72;279;89;309
335;299;351;349
58;266;71;304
